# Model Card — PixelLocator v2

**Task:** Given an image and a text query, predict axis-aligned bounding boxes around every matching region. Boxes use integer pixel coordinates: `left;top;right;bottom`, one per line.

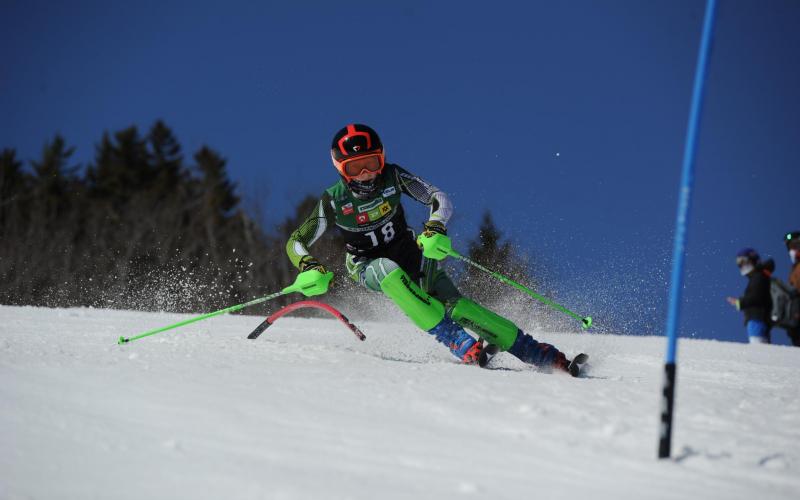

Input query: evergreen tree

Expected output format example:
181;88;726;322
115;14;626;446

148;120;184;196
460;210;534;304
0;148;26;208
87;126;152;204
191;146;238;267
194;146;238;218
0;121;355;315
0;149;30;304
30;135;77;219
0;148;28;233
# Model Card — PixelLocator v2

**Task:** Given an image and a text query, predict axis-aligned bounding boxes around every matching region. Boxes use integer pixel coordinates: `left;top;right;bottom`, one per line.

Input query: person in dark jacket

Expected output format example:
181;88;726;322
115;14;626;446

784;231;800;346
726;248;773;344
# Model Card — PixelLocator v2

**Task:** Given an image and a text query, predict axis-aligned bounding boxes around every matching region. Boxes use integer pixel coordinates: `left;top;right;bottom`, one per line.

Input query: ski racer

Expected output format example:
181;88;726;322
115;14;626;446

285;123;583;375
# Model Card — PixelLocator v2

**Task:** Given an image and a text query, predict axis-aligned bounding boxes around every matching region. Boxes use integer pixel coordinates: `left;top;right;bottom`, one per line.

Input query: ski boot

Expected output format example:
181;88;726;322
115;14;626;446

565;353;589;377
428;316;481;364
508;330;587;376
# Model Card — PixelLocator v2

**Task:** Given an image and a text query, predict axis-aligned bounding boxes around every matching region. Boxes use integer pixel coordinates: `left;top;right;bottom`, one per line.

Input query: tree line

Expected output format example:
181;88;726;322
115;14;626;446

0;121;533;320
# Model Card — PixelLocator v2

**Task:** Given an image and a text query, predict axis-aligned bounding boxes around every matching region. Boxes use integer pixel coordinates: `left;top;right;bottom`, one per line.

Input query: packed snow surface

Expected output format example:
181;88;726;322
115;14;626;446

1;305;799;499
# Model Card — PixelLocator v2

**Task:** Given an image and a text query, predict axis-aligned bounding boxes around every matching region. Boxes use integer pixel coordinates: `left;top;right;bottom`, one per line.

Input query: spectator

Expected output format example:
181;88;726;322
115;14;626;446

726;248;773;344
784;231;800;346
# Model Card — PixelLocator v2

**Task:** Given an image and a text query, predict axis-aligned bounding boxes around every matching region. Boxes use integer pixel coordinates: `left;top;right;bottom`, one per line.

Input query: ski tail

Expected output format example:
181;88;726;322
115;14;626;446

478;343;500;368
247;318;272;339
567;353;589;377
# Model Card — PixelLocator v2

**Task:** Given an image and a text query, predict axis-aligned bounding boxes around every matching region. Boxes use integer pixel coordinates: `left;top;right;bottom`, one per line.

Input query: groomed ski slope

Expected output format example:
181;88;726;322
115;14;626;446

1;305;798;500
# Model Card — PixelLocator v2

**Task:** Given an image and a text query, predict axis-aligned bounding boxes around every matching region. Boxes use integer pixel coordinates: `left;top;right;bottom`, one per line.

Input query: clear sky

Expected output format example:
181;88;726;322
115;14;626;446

2;0;798;344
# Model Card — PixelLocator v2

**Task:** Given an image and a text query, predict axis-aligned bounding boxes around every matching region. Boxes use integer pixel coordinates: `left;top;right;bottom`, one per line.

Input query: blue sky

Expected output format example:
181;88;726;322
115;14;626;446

2;1;798;344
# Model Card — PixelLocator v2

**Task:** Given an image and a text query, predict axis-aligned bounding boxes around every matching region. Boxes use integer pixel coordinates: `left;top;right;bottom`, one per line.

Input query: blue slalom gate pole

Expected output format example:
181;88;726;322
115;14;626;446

659;0;718;460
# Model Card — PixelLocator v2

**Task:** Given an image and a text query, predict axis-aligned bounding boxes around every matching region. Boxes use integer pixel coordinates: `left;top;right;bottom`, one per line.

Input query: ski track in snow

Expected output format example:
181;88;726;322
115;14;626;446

1;305;799;500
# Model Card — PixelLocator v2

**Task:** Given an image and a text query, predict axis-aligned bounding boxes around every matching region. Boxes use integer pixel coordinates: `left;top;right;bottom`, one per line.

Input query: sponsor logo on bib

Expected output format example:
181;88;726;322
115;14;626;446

358;198;384;213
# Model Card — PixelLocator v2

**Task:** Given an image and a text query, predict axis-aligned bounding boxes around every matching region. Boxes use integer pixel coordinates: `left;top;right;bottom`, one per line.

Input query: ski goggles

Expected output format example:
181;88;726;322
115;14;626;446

735;256;752;267
335;153;385;182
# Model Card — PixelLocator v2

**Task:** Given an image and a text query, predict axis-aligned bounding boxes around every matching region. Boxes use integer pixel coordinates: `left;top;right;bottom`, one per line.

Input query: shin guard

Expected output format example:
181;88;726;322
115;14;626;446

448;298;518;351
380;267;445;331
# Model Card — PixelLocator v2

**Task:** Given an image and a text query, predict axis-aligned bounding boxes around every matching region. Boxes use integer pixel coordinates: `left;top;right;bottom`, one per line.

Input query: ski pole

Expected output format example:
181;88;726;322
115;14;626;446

447;249;593;330
118;269;333;344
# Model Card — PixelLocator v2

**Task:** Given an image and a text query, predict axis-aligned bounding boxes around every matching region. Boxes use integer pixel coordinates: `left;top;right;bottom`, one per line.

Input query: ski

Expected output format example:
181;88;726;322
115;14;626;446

567;353;589;377
478;343;499;368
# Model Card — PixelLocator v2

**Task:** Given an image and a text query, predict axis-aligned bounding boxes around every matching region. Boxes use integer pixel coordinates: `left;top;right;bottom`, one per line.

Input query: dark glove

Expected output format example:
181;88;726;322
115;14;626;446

299;255;328;274
422;220;447;237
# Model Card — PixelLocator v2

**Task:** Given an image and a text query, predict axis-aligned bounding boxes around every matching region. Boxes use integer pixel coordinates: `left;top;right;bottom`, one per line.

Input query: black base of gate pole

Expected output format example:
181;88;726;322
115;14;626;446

658;362;676;459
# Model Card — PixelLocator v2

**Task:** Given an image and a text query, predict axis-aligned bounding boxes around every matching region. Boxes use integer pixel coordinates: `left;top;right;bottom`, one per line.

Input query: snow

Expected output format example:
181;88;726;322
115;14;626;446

1;304;799;500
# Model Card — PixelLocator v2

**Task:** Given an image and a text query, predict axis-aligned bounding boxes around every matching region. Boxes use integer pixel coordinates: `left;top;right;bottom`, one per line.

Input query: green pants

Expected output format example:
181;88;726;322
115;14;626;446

348;254;519;350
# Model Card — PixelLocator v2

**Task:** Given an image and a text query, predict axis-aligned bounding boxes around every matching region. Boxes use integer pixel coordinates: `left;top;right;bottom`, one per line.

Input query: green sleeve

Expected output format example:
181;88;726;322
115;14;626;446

285;192;336;269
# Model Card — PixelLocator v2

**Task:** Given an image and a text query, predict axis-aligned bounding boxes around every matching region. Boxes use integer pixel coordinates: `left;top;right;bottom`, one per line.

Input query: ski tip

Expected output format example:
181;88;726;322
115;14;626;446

581;316;593;330
118;336;129;345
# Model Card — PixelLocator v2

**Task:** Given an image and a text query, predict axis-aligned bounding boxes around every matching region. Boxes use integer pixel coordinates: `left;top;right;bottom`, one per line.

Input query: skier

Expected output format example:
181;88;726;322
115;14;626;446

285;123;584;375
783;230;800;346
726;248;773;344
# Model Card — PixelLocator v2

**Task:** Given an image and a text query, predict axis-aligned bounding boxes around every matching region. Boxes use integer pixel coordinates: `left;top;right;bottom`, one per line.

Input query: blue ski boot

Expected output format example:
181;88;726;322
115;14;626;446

507;330;570;372
427;317;482;363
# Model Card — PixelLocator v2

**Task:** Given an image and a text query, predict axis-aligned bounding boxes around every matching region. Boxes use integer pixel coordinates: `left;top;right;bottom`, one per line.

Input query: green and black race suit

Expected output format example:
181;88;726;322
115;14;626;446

286;163;453;281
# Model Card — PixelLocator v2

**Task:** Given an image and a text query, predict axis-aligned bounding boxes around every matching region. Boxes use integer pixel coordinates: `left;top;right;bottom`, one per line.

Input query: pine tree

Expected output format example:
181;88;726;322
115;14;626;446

30;135;77;219
0;121;325;314
191;146;238;266
148;120;184;196
87;126;152;204
194;146;238;218
0;149;30;304
460;210;533;304
0;148;26;203
0;148;27;223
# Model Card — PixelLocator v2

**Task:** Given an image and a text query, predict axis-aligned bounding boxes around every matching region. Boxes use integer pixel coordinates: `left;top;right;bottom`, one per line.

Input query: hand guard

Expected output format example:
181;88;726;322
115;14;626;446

295;256;332;296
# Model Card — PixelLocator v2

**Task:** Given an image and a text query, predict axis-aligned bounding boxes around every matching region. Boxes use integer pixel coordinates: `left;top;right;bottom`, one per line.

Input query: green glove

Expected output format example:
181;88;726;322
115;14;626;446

417;221;453;261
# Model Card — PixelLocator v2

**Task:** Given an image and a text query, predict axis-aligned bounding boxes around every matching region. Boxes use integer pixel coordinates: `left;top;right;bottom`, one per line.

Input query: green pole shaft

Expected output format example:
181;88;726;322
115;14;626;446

450;250;593;329
118;290;288;344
